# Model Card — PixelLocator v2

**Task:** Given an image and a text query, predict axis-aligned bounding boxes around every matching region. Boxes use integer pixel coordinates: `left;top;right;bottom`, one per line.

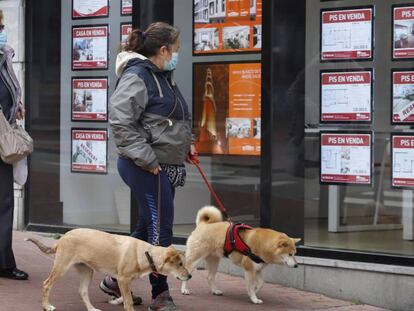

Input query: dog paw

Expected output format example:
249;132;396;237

251;298;263;304
44;306;56;311
88;309;102;311
181;288;190;295
212;289;223;296
108;297;123;305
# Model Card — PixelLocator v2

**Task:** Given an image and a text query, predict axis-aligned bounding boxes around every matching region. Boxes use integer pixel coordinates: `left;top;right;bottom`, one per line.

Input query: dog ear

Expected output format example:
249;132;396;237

292;238;301;244
277;239;289;248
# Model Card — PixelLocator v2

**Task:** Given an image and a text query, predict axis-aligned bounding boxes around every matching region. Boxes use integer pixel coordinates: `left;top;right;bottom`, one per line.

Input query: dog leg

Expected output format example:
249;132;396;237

244;270;263;304
254;270;265;294
205;255;223;296
181;252;205;295
74;263;101;311
42;255;72;311
117;277;134;311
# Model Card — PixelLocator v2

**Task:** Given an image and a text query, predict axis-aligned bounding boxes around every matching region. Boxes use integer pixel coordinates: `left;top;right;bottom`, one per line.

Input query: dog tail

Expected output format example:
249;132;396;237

25;238;57;255
196;206;223;226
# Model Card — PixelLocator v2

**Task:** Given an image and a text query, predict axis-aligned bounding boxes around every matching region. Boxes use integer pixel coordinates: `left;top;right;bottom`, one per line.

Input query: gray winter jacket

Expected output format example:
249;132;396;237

110;52;192;170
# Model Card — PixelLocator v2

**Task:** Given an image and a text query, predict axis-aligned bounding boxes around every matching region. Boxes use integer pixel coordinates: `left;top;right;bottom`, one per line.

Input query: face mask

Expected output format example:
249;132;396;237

163;52;179;71
0;31;7;49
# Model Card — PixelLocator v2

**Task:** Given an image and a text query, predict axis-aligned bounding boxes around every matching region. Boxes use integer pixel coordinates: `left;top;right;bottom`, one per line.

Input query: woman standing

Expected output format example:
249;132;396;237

0;10;28;281
100;22;198;311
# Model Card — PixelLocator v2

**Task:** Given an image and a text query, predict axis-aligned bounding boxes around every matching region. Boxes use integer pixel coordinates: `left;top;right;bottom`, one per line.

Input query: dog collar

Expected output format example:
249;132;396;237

145;251;158;273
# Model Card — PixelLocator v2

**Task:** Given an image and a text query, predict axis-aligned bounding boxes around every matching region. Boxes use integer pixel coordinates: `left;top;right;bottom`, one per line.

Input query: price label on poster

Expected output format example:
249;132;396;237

321;71;372;122
72;78;108;121
393;71;414;124
72;25;108;70
392;135;414;187
72;0;109;18
121;24;132;48
121;0;133;15
321;133;372;185
321;8;373;61
393;6;414;59
193;0;262;54
71;129;107;173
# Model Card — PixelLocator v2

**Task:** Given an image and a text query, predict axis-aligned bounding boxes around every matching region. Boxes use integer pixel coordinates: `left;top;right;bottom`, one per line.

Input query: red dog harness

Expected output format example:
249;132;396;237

223;223;265;264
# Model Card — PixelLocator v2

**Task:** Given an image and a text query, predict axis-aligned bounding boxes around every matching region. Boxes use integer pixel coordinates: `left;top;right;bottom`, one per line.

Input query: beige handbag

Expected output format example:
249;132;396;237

0;109;33;164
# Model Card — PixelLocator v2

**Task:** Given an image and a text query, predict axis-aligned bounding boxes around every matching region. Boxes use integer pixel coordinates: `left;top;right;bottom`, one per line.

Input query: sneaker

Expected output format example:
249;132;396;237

99;276;143;305
148;291;181;311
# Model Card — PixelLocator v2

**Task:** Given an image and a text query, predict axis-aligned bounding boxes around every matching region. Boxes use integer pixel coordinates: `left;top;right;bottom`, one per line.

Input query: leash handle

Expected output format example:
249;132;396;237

191;159;229;221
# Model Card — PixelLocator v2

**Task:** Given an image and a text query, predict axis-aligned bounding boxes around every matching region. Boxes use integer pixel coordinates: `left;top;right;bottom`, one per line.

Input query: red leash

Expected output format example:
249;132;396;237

191;159;230;221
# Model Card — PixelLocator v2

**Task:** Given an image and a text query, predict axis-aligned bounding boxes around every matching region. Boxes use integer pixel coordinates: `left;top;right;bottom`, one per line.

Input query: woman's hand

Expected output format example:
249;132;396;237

186;144;200;164
149;165;162;175
16;102;25;120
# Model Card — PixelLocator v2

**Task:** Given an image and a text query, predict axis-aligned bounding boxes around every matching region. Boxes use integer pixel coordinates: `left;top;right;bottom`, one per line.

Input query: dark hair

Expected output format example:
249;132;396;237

124;22;180;57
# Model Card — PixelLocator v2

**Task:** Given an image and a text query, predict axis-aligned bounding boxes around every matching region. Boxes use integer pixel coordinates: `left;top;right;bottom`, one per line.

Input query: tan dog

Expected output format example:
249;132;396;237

181;206;301;304
26;228;191;311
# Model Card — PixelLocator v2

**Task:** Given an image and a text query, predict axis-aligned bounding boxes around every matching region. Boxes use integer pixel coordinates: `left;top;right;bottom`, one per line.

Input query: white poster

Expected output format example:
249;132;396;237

73;0;109;18
393;6;414;59
321;133;371;184
121;24;132;48
392;135;414;187
72;78;108;121
72;129;107;173
121;0;133;15
392;71;414;123
72;26;108;70
321;71;372;122
321;8;373;60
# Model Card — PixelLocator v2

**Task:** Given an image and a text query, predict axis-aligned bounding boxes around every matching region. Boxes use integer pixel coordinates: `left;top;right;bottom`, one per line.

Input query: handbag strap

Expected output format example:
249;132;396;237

0;54;8;112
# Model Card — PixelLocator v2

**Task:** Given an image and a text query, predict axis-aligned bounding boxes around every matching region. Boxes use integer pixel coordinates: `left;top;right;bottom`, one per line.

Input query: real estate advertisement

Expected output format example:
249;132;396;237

193;62;261;156
392;135;414;187
321;7;373;61
121;23;132;48
71;129;108;173
72;25;108;70
72;78;108;121
72;0;109;19
393;5;414;59
320;70;372;122
193;0;262;54
121;0;133;15
321;132;372;185
392;71;414;124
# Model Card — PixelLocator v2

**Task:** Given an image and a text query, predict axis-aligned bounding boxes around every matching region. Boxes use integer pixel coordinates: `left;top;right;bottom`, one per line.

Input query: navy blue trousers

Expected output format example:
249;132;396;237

0;158;16;269
118;157;175;299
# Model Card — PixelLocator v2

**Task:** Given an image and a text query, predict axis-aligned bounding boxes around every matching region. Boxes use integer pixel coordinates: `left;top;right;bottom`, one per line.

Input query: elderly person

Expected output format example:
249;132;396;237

0;9;28;281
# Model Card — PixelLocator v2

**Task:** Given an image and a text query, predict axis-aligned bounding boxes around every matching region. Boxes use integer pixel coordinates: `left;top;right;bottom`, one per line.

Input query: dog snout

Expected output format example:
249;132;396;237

294;264;298;268
188;274;192;279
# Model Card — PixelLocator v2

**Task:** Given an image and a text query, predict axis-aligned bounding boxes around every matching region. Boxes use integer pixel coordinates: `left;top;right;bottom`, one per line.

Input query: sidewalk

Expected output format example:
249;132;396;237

0;231;388;311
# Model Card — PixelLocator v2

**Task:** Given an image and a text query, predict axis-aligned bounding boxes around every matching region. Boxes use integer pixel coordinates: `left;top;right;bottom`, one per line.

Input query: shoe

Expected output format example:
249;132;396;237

99;276;142;305
0;268;29;280
148;291;181;311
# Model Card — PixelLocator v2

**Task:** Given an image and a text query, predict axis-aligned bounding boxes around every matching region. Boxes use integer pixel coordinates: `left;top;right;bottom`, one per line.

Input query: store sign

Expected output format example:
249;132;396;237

321;133;372;185
321;7;373;61
194;62;261;156
72;0;109;18
71;129;108;173
72;78;108;121
121;23;132;48
72;25;108;70
392;135;414;187
320;70;372;122
392;71;414;124
193;0;262;54
393;6;414;59
121;0;133;15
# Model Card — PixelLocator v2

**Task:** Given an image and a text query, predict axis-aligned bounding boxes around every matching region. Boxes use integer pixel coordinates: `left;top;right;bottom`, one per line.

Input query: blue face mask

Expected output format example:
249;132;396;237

0;31;7;49
164;52;179;71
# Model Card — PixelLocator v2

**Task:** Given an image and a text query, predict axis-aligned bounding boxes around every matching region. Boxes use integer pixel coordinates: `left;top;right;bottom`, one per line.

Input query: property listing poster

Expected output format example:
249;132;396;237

72;78;108;121
320;71;372;122
71;129;107;173
72;0;109;18
193;62;261;156
393;71;414;123
393;6;414;59
321;133;372;185
321;8;373;61
392;135;414;187
121;0;133;15
121;23;132;48
193;0;262;54
72;26;108;70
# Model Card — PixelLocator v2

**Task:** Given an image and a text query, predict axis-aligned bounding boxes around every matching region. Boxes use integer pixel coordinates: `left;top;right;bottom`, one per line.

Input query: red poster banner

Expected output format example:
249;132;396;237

392;71;414;123
73;0;109;18
392;135;414;187
393;6;414;59
72;78;108;121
